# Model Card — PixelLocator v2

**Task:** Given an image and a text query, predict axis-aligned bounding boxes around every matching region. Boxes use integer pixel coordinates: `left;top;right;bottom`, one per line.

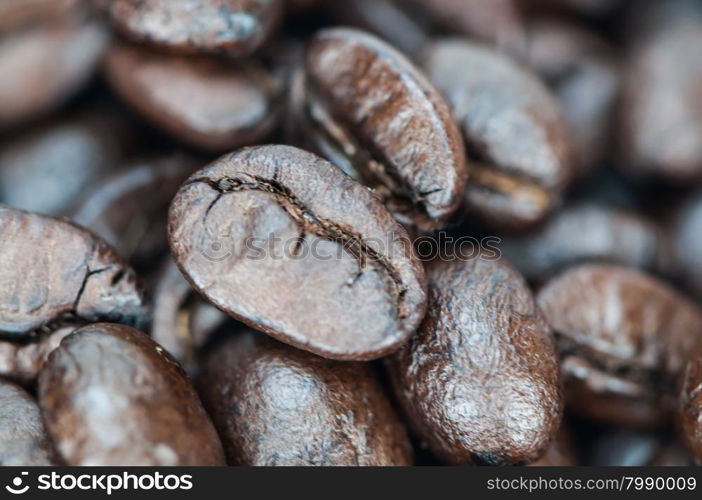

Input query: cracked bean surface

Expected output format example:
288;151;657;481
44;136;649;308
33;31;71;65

168;145;427;360
0;206;147;336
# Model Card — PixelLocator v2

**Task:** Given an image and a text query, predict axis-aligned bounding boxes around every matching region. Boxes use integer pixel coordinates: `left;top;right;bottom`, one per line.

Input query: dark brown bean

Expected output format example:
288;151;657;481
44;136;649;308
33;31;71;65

104;42;282;152
526;20;619;176
678;355;702;465
618;14;702;181
500;203;669;282
538;264;702;428
421;39;572;230
0;380;57;466
300;28;467;231
0;206;147;336
168;145;427;361
0;14;108;129
108;0;283;56
38;323;226;466
387;257;562;465
199;329;413;466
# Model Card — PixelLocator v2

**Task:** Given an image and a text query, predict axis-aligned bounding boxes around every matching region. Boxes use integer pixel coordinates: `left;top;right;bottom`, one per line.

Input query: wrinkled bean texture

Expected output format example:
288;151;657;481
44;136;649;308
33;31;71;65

199;329;413;466
168;145;427;361
38;323;226;466
678;356;702;465
387;258;563;465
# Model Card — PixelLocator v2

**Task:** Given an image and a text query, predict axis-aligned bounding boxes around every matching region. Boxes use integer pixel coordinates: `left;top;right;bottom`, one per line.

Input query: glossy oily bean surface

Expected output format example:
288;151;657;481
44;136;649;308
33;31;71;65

538;264;702;428
0;380;57;466
199;330;413;466
387;257;562;465
422;39;572;229
38;323;226;466
303;28;467;231
105;42;281;152
0;206;147;336
168;145;427;360
109;0;283;56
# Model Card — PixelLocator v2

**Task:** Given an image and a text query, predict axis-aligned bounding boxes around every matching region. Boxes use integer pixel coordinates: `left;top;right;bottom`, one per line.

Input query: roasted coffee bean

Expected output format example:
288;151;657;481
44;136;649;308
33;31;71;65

104;42;282;152
678;355;702;465
421;39;572;230
0;380;57;466
387;258;562;465
618;12;702;181
528;426;579;466
500;203;669;282
334;0;525;57
526;20;619;176
0;206;147;336
151;258;227;373
0;326;73;384
538;264;702;428
38;323;225;466
199;329;412;466
298;27;467;231
0;14;108;129
0;117;118;216
70;155;197;269
108;0;283;56
168;145;427;361
673;190;702;299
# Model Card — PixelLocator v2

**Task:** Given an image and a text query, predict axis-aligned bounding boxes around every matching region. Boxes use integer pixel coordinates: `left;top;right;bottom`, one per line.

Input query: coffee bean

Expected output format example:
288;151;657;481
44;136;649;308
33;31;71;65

421;39;572;230
537;264;702;428
0;117;118;216
151;258;227;374
299;27;467;231
168;145;427;360
618;12;702;181
38;323;226;466
199;329;413;465
0;326;73;385
0;206;147;336
0;13;108;128
104;42;282;152
525;20;619;176
109;0;283;56
500;203;669;282
0;380;57;466
387;257;562;465
678;355;702;465
70;155;197;269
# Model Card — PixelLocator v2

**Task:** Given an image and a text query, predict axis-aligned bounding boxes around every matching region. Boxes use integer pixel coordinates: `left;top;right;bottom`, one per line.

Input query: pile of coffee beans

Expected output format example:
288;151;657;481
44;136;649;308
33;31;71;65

2;0;702;466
